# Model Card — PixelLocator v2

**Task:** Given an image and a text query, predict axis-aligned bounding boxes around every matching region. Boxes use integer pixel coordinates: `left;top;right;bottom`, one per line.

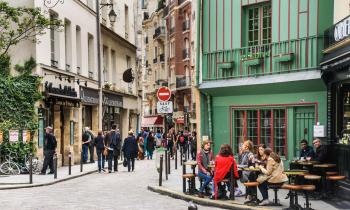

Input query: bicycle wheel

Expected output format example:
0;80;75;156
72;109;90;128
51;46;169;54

0;162;20;175
31;159;43;174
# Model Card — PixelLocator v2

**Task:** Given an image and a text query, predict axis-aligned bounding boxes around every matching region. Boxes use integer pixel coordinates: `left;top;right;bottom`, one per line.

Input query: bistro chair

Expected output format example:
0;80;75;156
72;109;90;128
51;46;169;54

326;175;346;197
243;182;260;206
282;184;303;210
304;174;321;198
301;185;316;210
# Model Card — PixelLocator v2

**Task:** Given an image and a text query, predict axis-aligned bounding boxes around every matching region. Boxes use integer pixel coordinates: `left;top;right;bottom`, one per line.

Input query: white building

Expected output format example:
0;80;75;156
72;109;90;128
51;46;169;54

7;0;140;165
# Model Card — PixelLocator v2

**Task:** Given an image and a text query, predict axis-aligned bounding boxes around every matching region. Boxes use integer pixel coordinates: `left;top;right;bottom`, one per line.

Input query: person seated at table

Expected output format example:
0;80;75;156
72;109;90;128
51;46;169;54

237;140;255;197
197;139;214;198
255;144;267;168
313;138;328;163
299;139;315;161
213;144;239;200
256;148;288;206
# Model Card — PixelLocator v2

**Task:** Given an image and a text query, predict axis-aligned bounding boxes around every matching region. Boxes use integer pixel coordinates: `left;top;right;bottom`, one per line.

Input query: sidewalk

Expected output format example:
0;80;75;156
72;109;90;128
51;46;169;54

147;154;340;210
0;162;99;190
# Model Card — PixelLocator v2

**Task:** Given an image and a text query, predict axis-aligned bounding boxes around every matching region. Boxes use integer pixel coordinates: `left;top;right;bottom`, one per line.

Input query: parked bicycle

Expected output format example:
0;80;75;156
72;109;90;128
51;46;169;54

0;152;42;175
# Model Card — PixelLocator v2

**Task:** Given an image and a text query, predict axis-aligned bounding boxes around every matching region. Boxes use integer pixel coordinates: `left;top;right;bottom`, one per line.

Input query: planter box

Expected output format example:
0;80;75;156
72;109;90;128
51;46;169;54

218;62;234;69
274;53;294;63
243;58;261;67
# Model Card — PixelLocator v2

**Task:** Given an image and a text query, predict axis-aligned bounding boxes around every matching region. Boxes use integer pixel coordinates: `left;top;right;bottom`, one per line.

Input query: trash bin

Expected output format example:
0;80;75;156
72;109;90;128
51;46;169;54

155;147;166;173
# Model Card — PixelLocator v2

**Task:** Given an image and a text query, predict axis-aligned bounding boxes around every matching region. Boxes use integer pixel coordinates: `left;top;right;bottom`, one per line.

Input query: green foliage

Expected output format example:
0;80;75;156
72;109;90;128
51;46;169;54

0;57;41;160
1;141;36;163
0;1;62;63
0;54;10;77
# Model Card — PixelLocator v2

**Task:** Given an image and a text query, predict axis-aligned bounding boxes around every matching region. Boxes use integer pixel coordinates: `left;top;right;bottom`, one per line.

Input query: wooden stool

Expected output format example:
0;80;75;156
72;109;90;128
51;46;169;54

182;173;195;194
325;171;337;176
304;175;321;198
243;182;259;206
326;175;346;196
282;184;303;210
267;182;284;206
301;185;316;210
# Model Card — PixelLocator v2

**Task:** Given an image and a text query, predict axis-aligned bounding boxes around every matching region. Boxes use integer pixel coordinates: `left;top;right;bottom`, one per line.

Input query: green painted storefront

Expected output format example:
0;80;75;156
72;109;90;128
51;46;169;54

196;0;334;161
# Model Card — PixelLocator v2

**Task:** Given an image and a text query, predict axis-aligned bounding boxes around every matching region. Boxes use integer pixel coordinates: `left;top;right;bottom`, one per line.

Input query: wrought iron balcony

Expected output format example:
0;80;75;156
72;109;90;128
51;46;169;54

176;76;190;88
170;27;175;35
153;26;165;40
202;36;322;81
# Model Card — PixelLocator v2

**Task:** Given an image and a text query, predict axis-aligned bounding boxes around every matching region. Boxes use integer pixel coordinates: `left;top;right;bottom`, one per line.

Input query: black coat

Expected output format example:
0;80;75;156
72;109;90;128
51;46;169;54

300;146;315;160
94;136;105;150
122;136;138;159
44;133;57;151
315;145;328;163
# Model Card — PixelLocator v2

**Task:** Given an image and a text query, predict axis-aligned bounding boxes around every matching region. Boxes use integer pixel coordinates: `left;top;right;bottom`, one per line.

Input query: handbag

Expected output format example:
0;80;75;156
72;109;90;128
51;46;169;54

103;147;108;156
123;158;127;167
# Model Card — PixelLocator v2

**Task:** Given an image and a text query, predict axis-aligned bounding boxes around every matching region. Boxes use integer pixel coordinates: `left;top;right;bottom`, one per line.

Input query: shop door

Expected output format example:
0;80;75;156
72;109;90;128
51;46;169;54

294;107;315;155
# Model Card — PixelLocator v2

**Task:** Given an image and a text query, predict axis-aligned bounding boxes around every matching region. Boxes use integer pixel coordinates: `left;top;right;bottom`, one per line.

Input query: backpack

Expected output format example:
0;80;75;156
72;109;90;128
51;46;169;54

179;135;185;144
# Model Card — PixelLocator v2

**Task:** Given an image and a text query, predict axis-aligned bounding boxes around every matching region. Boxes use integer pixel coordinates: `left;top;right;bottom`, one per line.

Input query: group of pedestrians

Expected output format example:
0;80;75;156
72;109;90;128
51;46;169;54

136;128;197;161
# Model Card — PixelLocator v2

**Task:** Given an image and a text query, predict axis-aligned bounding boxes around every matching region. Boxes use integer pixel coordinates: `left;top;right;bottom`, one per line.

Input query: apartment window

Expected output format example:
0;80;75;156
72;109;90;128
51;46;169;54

88;34;95;78
76;26;82;74
170;40;175;58
103;46;109;83
247;4;271;46
111;50;117;84
234;109;286;156
125;4;129;39
64;19;72;72
50;12;59;68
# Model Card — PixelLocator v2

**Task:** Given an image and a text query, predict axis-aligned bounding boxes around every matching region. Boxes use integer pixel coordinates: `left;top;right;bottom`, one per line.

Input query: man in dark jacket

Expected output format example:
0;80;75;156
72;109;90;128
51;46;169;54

122;130;138;172
299;139;315;160
313;138;328;163
105;125;121;172
40;126;57;175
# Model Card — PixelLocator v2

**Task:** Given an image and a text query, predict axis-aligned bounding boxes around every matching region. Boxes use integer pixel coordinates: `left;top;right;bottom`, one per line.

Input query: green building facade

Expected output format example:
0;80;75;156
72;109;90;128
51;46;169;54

197;0;334;161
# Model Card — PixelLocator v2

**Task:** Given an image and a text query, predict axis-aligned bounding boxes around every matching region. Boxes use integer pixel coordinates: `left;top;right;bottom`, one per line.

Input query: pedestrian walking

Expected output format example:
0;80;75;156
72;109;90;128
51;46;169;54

146;132;155;159
137;133;144;160
190;131;197;160
94;130;105;173
86;127;95;163
105;125;120;173
166;132;174;158
40;126;57;175
122;130;138;172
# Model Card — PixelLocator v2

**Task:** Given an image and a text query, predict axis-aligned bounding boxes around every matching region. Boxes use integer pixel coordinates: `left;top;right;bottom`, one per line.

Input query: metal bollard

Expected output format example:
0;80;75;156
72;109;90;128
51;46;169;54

54;153;57;179
29;153;33;184
159;155;163;186
180;148;183;166
80;151;83;172
168;151;171;175
175;148;178;169
182;160;186;193
165;150;168;180
188;201;198;210
187;145;190;160
229;164;235;200
68;152;72;175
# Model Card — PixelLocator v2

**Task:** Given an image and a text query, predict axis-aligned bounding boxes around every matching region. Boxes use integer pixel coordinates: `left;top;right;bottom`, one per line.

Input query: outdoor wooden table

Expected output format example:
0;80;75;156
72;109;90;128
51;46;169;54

241;167;261;172
313;163;337;198
285;169;308;184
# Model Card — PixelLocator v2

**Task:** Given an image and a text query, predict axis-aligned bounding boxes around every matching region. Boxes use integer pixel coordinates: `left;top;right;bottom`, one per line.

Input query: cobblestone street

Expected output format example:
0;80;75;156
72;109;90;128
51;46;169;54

0;159;220;210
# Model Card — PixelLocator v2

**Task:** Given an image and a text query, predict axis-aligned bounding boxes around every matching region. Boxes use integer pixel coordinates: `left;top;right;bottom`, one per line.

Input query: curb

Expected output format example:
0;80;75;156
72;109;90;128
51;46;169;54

0;162;122;190
147;185;272;210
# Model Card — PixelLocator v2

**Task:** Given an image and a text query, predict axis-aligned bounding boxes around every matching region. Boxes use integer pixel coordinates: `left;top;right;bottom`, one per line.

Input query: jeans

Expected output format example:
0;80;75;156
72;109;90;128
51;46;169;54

147;150;153;159
107;150;114;172
126;157;135;172
191;147;197;160
198;171;213;193
89;144;95;162
258;181;269;200
41;150;55;174
82;144;89;162
96;149;105;171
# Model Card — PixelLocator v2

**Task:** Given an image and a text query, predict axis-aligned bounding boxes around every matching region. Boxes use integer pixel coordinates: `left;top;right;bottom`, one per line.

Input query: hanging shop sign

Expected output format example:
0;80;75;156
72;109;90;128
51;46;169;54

80;87;99;105
157;101;173;113
334;16;350;42
103;92;123;107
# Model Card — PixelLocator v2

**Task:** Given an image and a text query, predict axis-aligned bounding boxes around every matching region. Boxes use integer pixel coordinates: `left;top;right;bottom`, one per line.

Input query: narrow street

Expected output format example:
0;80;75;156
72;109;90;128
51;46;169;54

0;159;220;210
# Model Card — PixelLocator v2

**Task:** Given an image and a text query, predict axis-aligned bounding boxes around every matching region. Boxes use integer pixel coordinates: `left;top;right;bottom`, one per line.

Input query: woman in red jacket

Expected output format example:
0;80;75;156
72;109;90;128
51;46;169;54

213;144;239;200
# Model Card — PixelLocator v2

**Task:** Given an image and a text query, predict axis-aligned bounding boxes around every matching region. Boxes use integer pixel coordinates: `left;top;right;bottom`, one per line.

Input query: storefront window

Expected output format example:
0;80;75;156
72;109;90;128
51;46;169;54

234;109;286;156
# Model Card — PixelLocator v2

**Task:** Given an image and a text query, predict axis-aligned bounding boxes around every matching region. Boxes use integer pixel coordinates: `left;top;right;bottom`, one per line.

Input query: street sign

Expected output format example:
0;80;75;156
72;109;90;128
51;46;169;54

157;86;171;101
157;101;173;113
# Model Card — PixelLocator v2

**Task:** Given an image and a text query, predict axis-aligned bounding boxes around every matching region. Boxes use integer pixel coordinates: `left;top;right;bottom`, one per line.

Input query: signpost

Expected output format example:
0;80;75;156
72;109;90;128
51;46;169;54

157;87;171;102
157;101;173;114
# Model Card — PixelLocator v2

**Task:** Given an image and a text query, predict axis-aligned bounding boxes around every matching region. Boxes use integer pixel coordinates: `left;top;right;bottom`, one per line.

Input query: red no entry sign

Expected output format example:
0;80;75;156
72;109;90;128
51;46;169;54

157;86;171;101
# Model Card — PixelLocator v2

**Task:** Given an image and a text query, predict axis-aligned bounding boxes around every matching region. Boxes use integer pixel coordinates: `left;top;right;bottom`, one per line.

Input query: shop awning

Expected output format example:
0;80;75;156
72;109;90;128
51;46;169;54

141;116;163;127
176;118;184;124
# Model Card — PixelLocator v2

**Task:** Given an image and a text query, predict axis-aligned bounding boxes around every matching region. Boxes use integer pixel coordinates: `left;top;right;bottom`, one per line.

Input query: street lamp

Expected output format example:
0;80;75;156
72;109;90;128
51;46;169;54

96;0;119;130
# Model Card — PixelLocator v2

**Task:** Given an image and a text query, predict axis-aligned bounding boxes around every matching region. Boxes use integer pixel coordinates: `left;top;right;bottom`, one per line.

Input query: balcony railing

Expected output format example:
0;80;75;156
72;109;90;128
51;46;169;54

182;20;190;31
153;58;157;63
202;36;322;81
176;76;190;88
183;48;189;59
170;27;175;35
159;53;165;62
153;26;165;39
